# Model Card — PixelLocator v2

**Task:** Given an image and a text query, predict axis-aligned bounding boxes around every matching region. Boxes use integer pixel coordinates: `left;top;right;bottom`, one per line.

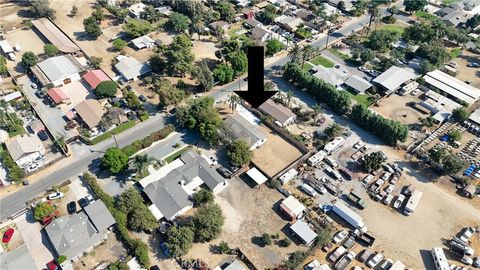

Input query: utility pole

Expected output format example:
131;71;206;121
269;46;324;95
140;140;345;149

112;132;119;148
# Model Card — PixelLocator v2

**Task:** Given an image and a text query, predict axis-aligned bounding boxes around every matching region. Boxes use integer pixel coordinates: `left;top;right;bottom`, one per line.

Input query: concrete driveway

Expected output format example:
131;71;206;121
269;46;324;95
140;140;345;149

15;211;55;269
69;177;92;201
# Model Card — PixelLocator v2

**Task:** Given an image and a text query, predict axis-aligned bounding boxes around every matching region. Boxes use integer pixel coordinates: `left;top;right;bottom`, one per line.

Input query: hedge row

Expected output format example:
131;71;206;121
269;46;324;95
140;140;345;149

121;124;175;157
82;172;150;267
91;120;136;145
282;63;408;146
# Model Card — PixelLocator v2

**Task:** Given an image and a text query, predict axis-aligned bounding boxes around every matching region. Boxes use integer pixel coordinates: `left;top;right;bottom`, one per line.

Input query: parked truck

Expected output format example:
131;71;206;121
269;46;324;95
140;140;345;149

346;191;367;209
328;246;347;262
331;201;366;231
354;229;376;246
334;251;356;270
404;189;423;216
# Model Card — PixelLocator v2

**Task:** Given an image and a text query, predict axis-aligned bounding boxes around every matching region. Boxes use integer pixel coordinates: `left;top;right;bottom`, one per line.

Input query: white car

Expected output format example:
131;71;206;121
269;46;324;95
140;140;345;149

208;156;218;166
362;175;374;186
460;227;475;243
304;260;320;270
332;230;348;244
85;194;95;203
383;194;394;205
47;192;64;200
354;141;365;149
393;194;405;209
384;184;395;194
317;185;327;194
461;256;473;265
30;82;38;89
367;252;384;268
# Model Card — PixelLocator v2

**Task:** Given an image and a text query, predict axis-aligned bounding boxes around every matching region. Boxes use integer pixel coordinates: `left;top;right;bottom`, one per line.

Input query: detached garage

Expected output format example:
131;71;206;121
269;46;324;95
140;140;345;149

246;167;268;186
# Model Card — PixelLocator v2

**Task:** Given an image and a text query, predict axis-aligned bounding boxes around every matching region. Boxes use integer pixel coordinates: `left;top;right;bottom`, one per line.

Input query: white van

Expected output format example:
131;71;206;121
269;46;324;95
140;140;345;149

301;183;318;197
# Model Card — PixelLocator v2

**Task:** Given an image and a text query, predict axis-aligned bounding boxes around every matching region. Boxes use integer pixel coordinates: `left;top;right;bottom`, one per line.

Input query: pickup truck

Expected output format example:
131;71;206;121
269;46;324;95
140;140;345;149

346;191;367;209
369;179;385;193
334;251;356;270
354;230;376;246
328;246;347;262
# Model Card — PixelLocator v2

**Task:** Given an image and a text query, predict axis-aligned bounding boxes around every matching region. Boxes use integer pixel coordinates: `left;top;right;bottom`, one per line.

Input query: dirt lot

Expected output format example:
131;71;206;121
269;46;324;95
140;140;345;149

4;27;46;76
192;40;218;61
252;125;303;178
0;2;30;30
73;233;125;270
185;178;308;269
372;93;426;127
455;50;480;88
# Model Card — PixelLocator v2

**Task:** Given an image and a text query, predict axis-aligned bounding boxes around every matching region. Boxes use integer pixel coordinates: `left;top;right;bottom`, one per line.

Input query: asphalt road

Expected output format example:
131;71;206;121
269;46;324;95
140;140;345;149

0;8;411;221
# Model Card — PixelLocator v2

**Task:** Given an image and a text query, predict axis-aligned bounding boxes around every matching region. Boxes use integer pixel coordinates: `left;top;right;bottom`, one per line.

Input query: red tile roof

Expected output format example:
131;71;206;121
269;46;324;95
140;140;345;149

83;70;110;89
47;87;68;104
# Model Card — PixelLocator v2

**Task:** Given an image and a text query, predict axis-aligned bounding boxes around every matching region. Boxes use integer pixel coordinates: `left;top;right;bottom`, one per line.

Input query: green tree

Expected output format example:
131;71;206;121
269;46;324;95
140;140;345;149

192;189;214;206
193;203;224;242
365;29;399;52
360;48;375;63
44;44;59;57
112;38;127;51
284;251;308;270
83;16;102;38
227;140;252;166
261;233;272;246
166;12;190;33
442;154;467;175
217;241;230;254
451;107;470;122
107;261;129;270
166;226;194;257
30;0;55;19
140;5;161;23
404;0;427;12
92;7;105;22
88;56;103;69
288;43;302;63
213;63;234;84
362;151;386;173
323;123;343;140
21;51;38;69
316;226;333;247
124;91;142;110
279;238;292;247
448;130;462;141
165;34;195;77
429;147;448;164
227;51;247;77
265;39;284;56
95;81;118;98
0;56;8;76
101;147;129;174
122;19;153;38
153;79;186;108
257;4;277;25
192;60;214;92
128;206;158;231
214;2;236;22
33;202;55;221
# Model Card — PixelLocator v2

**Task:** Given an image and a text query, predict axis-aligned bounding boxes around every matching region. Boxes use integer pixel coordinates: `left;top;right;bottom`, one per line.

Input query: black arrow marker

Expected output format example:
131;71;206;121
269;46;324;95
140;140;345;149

235;46;277;108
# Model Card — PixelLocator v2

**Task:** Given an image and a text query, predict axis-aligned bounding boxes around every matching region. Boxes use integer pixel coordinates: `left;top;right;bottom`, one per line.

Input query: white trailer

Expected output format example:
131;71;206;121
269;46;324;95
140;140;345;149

324;137;345;155
404;189;423;216
331;201;366;231
308;150;327;166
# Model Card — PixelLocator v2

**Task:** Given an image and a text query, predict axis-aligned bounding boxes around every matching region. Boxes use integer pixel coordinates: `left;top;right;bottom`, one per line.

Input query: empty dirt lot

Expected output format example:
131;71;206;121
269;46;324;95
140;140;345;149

186;178;308;269
252;125;303;178
372;93;426;127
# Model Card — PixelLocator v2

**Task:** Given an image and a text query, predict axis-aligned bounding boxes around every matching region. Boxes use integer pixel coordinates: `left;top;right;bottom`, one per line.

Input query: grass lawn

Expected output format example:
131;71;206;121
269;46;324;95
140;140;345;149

164;146;191;163
443;0;459;5
345;90;373;107
328;48;349;60
302;62;314;71
450;48;462;58
415;11;438;21
382;24;405;36
310;55;334;68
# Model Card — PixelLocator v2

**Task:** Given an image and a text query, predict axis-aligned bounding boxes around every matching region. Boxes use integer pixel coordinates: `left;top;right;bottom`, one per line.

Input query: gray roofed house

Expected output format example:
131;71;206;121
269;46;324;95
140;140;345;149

442;10;472;27
144;151;228;221
244;19;262;29
0;245;37;270
31;55;84;87
44;212;106;260
259;99;296;127
343;75;373;94
311;64;349;87
115;56;152;81
5;134;45;169
131;35;155;50
83;200;116;233
372;66;416;93
249;26;271;43
209;21;230;32
222;113;267;150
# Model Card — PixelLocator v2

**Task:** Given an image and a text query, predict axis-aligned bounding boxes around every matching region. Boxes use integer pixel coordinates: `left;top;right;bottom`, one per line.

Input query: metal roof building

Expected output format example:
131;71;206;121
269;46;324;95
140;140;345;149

83;69;110;89
131;35;155;50
0;40;14;54
343;75;372;93
280;195;306;221
114;56;152;81
246;167;268;185
373;66;416;93
32;18;80;53
222;113;267;150
290;220;317;246
259;99;296;127
424;70;480;105
31;55;84;86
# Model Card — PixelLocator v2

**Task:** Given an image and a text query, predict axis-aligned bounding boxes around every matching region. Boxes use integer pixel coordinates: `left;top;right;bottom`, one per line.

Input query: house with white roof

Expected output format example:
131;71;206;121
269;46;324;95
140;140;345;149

4;134;45;170
372;66;416;94
423;69;480;105
280;195;306;221
221;113;267;150
30;55;84;87
129;2;147;18
114;56;152;81
131;35;155;50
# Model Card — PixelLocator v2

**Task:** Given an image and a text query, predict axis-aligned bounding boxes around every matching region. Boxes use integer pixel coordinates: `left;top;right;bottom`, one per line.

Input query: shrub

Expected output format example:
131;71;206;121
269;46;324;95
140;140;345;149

141;136;154;148
262;233;272;246
95;81;118;98
140;112;149;121
218;241;230;254
56;255;67;264
33;202;55;221
279;238;292;247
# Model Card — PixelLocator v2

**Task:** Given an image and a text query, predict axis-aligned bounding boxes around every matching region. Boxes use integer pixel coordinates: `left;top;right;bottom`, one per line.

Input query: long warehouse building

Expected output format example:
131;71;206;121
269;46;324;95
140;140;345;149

423;70;480;105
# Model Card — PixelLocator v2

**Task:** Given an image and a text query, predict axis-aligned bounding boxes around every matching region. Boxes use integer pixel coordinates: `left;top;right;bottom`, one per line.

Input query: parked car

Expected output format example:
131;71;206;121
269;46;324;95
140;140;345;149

473;257;480;268
208;156;218;166
378;258;393;270
37;130;49;141
393;194;406;209
85;194;95;203
47;260;59;270
35;91;44;99
78;198;89;208
467;62;480;68
138;95;147;102
160;242;170;257
383;194;394;205
358;249;372;263
322;242;333;252
332;230;348;244
47;192;64;200
367;252;384;268
30;82;38;89
460;227;475;243
67;201;77;214
2;228;14;243
461;256;473;265
384;184;395;194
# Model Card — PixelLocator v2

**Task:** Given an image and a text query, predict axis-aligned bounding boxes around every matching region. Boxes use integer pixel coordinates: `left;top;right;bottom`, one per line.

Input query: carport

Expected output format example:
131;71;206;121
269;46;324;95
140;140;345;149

246;167;268;186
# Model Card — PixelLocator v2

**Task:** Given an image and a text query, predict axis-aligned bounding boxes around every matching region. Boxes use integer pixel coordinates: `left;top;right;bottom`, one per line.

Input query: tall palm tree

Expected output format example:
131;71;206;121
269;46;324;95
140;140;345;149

286;90;294;108
367;3;379;29
228;94;240;113
133;154;151;177
301;45;314;68
288;43;302;64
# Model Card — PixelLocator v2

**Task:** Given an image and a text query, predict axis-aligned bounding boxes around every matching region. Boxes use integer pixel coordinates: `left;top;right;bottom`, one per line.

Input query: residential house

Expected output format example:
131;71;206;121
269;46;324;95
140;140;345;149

114;56;152;81
0;40;15;60
259;99;296;127
44;201;115;261
142;151;228;221
234;0;251;7
243;9;254;20
442;10;472;27
311;64;349;87
423;69;480;105
129;2;147;18
0;91;22;102
268;0;288;8
5;134;45;170
327;0;355;11
47;87;70;105
221;113;267;150
31;55;84;87
293;9;316;21
255;1;270;9
74;99;106;130
155;6;173;16
209;21;230;33
131;35;155;50
290;219;317;246
343;75;372;94
224;260;247;270
249;26;271;43
372;66;416;94
280;195;306;221
32;18;80;53
0;245;37;270
244;18;263;29
83;69;110;90
275;15;304;32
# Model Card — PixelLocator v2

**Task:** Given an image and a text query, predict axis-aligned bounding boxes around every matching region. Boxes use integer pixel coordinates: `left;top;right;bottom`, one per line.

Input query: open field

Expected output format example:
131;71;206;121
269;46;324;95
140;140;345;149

4;27;46;76
455;50;480;88
381;24;406;35
252;125;303;178
372;93;426;127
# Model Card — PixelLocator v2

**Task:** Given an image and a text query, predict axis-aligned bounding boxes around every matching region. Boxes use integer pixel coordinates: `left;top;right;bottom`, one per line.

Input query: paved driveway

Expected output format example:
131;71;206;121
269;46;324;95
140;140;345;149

15;211;55;269
69;177;92;200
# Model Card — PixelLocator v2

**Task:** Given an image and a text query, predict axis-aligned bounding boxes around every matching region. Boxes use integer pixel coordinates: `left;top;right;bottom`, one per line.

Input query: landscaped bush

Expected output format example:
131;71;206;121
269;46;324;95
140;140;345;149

119;125;175;157
141;136;154;148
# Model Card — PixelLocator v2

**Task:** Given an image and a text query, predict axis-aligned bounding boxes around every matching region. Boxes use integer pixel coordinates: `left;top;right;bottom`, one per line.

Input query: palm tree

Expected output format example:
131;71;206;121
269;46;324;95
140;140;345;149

325;27;335;49
367;3;379;29
286;90;294;108
54;136;67;153
191;18;205;40
133;154;151;177
288;43;302;64
228;94;240;113
301;45;314;68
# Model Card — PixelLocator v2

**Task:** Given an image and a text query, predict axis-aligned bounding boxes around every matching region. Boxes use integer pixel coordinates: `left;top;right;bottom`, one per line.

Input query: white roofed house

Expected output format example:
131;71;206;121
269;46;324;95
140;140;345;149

131;35;155;50
30;55;84;87
290;219;317;246
128;2;147;18
372;66;416;94
280;195;306;221
221;113;267;150
343;75;373;94
4;134;45;170
114;56;152;81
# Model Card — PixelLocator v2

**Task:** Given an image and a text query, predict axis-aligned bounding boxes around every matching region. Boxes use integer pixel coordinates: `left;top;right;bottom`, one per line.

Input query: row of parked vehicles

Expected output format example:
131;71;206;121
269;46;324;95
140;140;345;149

448;227;480;267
